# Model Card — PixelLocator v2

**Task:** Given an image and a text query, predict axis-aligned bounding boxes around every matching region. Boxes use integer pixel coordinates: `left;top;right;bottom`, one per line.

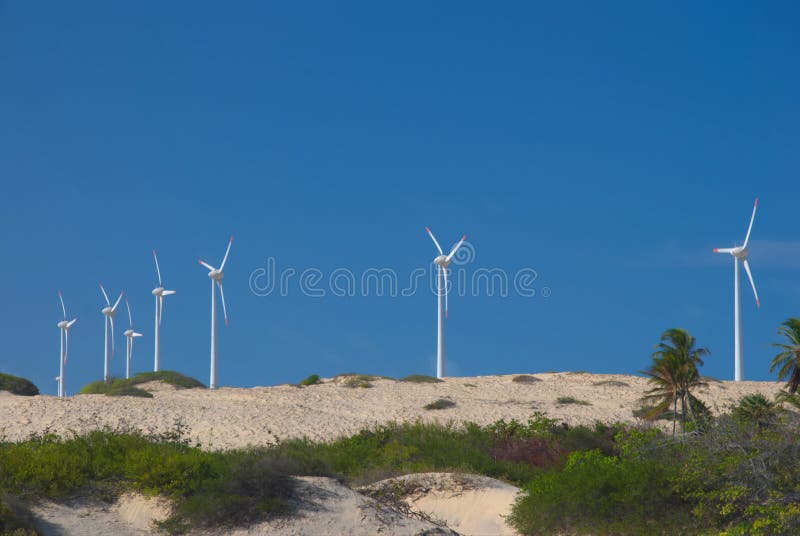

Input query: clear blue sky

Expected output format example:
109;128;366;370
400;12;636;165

1;2;798;394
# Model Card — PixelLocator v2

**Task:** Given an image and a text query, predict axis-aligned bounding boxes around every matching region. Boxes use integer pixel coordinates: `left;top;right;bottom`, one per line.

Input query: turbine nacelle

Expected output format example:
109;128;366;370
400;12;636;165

57;320;69;329
123;329;134;337
713;246;748;260
433;255;450;267
152;287;165;296
101;307;115;316
208;269;223;281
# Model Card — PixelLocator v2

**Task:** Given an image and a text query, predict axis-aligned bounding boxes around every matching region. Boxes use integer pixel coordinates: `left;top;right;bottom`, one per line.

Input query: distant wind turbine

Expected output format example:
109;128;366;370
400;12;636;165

425;227;466;379
152;250;176;371
713;198;761;381
123;299;143;380
56;292;77;398
99;285;124;382
198;236;232;389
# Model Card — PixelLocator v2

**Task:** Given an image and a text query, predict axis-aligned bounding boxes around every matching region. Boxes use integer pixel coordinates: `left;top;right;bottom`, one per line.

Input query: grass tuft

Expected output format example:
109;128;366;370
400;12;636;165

0;373;39;396
399;375;443;384
593;380;630;387
556;396;591;406
424;398;456;410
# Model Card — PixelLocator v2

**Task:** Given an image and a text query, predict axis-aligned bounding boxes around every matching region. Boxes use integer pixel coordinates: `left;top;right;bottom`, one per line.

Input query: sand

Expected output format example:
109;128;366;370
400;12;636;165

0;373;783;450
2;372;785;535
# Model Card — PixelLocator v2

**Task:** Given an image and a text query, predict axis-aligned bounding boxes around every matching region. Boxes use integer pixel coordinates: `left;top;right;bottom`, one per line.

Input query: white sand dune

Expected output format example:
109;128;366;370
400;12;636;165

0;373;783;450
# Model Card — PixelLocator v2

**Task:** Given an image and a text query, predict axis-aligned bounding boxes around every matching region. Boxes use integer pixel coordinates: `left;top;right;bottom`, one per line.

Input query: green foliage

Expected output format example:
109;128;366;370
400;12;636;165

732;394;780;427
298;374;320;386
593;379;629;387
771;318;800;393
0;374;39;396
0;495;39;535
79;371;205;397
423;399;455;410
341;376;373;388
555;396;590;406
512;375;540;383
399;374;442;383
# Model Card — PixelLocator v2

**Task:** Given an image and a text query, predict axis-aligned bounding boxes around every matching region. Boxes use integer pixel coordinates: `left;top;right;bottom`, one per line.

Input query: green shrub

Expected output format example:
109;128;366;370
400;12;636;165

340;376;373;388
592;379;629;387
0;374;39;396
423;399;456;410
79;371;204;397
512;375;541;383
0;494;39;535
399;374;442;383
299;374;320;386
556;396;591;406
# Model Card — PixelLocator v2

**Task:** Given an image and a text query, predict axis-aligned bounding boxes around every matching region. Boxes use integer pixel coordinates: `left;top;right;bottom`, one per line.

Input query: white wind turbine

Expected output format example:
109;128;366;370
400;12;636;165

123;299;143;380
713;198;761;381
56;292;77;398
198;237;232;389
152;250;176;372
99;285;124;382
425;227;466;379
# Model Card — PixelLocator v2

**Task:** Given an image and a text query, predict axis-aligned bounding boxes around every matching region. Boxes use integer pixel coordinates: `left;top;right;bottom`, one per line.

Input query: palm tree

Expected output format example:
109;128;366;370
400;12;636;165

641;328;710;434
770;318;800;393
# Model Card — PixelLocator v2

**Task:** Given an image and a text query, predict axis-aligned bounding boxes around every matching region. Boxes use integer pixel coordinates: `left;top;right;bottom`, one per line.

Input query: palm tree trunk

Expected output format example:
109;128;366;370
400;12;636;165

672;397;677;436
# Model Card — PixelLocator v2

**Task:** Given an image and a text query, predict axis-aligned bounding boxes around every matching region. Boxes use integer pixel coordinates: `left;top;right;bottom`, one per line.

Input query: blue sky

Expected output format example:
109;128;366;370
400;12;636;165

1;2;798;394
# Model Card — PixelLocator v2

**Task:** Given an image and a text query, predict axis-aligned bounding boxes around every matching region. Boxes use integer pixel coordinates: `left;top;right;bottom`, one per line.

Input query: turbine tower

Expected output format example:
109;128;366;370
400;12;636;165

99;285;124;382
56;292;77;398
123;299;143;380
198;236;232;389
152;250;176;371
425;227;466;379
713;198;760;381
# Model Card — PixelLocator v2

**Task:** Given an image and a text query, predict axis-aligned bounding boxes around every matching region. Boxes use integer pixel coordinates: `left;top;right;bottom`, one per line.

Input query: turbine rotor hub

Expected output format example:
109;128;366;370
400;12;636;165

152;287;164;296
209;270;223;281
434;255;449;267
101;307;114;316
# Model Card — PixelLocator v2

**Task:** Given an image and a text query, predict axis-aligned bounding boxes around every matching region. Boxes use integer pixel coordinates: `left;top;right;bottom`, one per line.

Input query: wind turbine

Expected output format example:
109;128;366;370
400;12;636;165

198;236;232;389
713;198;760;381
425;227;466;379
123;299;143;380
152;250;176;371
99;285;124;382
56;292;77;398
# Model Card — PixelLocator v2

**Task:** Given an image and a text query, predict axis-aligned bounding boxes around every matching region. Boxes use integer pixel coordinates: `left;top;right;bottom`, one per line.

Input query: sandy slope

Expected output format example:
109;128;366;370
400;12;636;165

0;373;783;450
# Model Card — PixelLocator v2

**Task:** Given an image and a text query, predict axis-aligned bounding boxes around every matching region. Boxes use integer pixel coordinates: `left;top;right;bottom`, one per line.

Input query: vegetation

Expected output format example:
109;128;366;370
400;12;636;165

0;373;39;396
79;371;205;397
593;379;629;387
298;374;320;386
512;375;540;383
399;374;442;383
640;328;709;434
771;318;800;393
555;396;590;406
0;494;39;535
423;398;456;410
340;376;374;388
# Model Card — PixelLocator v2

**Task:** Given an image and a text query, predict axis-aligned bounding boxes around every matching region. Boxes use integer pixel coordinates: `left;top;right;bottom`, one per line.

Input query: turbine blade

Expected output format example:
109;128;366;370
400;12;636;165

67;318;77;328
58;291;66;320
112;292;124;312
446;235;467;262
425;227;443;255
713;248;735;254
743;198;758;248
100;284;110;306
126;298;133;329
199;260;215;271
217;281;229;326
742;259;760;308
110;316;115;356
64;329;69;364
153;249;163;286
133;332;143;337
162;290;176;296
159;296;163;326
220;236;233;270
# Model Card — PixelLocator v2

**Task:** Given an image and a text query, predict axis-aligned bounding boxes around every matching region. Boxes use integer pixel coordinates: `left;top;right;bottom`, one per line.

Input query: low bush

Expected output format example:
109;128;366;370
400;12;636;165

0;374;39;396
423;399;456;410
79;371;205;397
299;374;320;386
555;396;591;406
512;375;541;383
399;375;442;384
592;379;629;387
